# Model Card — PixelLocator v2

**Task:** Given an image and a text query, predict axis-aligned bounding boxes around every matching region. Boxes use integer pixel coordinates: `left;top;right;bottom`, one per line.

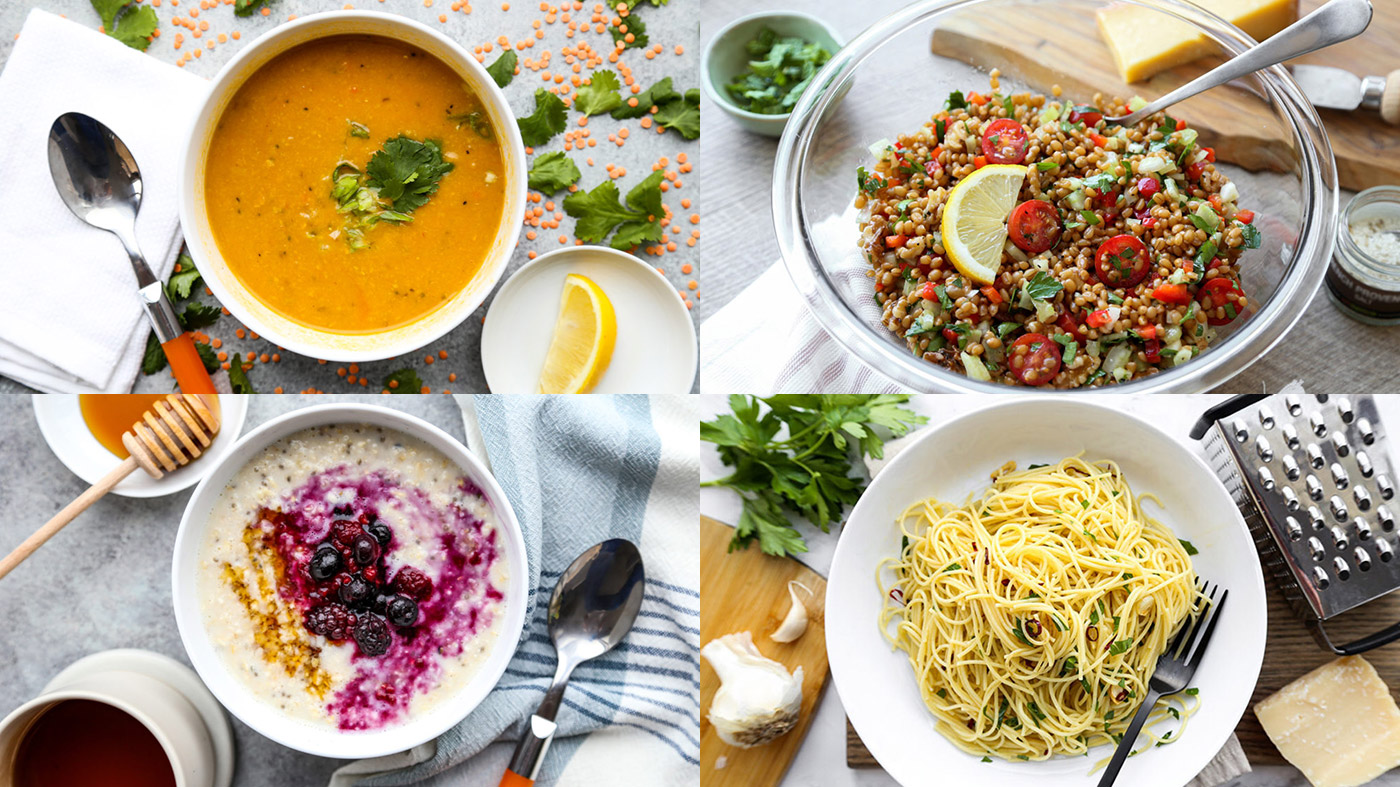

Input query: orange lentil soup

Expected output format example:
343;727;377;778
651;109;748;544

205;35;507;334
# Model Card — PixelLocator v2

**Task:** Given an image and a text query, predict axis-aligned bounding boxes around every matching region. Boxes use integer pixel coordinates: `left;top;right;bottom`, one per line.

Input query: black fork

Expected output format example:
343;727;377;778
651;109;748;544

1096;582;1228;787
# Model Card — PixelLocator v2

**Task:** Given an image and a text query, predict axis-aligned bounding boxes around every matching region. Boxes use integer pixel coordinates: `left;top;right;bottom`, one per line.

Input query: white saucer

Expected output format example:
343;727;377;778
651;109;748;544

480;246;698;393
43;649;235;787
32;394;248;498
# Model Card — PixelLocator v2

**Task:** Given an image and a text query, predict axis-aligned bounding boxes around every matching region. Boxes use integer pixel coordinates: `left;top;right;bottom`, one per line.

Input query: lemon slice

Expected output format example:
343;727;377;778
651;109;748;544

537;274;617;394
941;164;1027;284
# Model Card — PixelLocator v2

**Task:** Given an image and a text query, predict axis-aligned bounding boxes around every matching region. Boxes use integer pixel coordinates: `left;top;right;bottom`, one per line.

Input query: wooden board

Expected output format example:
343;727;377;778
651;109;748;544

929;0;1400;191
700;516;830;787
847;559;1400;769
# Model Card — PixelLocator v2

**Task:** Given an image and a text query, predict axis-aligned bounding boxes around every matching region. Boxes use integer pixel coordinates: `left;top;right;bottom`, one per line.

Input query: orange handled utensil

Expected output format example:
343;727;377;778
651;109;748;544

47;112;216;394
0;394;221;581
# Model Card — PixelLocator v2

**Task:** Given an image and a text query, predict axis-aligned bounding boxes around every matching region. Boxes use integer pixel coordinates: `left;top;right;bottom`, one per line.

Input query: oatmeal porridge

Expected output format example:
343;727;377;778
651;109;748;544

196;423;508;731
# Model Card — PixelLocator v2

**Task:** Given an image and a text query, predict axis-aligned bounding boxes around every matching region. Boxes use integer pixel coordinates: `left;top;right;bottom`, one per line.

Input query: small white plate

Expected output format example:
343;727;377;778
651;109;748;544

827;398;1268;787
481;246;698;393
32;394;249;498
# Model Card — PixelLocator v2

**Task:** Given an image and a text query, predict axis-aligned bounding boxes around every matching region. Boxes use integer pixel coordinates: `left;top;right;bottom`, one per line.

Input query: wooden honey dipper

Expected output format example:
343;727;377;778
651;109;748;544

0;394;221;581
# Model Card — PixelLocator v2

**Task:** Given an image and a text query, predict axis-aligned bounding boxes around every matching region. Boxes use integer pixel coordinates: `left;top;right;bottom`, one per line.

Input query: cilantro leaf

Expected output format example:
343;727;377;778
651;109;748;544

527;151;582;195
227;359;255;393
609;14;648;49
103;3;158;51
195;341;219;373
575;70;624;117
485;50;518;88
654;90;699;140
178;302;222;330
166;254;202;301
90;0;127;31
234;0;275;17
141;332;167;375
611;77;679;119
562;170;665;250
701;395;926;556
365;136;454;213
1240;222;1262;249
517;89;568;147
383;368;424;393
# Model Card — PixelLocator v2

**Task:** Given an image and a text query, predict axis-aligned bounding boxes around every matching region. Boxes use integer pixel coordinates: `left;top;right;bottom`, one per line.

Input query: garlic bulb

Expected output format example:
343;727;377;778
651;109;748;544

702;631;804;748
770;581;811;644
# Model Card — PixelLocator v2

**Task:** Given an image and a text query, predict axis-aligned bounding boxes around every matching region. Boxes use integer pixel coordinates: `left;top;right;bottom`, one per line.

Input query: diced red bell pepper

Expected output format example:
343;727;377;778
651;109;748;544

973;155;988;169
981;286;1004;305
1236;209;1255;224
1208;194;1223;212
1136;177;1159;198
920;282;938;301
942;327;959;344
1175;118;1187;131
969;92;989;105
1151;283;1192;305
1089;132;1109;148
1086;309;1113;329
886;234;908;249
1203;147;1216;162
1186;161;1208;181
1137;324;1158;341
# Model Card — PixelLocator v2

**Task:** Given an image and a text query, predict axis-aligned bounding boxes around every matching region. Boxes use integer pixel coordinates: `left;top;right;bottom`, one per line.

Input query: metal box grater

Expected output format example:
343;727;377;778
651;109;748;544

1192;394;1400;654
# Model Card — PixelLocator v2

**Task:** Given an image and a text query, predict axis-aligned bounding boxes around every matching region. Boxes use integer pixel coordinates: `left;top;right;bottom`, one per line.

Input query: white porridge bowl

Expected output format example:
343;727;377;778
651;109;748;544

170;404;528;759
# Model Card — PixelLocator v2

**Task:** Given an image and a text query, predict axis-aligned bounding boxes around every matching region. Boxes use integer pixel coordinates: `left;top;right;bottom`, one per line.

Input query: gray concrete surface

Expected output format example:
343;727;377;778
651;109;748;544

0;394;466;786
0;0;699;395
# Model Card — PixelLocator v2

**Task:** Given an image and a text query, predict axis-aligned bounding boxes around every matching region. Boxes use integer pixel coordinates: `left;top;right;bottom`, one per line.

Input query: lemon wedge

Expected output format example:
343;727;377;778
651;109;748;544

537;273;617;394
941;164;1027;285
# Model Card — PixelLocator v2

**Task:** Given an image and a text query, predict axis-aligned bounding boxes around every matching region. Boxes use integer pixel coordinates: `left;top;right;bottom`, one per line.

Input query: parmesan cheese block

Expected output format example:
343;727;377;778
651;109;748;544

1096;0;1299;82
1254;656;1400;787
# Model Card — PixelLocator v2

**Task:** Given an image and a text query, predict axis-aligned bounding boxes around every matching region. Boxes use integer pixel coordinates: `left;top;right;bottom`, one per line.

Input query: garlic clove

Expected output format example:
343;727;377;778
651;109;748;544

770;580;811;644
702;631;804;748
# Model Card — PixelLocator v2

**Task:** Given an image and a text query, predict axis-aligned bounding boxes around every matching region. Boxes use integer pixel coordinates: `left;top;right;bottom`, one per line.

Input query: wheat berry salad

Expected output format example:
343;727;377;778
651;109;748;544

854;74;1262;388
195;423;507;732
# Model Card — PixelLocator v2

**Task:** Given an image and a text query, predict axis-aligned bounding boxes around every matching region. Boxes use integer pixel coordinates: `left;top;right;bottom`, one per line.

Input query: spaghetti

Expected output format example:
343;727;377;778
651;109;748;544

878;457;1204;762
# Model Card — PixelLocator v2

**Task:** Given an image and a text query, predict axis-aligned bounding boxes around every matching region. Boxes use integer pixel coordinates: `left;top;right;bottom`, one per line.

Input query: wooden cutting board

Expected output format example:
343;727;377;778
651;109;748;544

700;516;829;787
847;561;1400;769
929;0;1399;191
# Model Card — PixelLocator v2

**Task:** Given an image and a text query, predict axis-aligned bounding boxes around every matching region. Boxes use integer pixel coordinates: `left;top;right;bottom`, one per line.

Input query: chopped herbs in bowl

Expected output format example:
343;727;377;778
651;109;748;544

724;28;832;116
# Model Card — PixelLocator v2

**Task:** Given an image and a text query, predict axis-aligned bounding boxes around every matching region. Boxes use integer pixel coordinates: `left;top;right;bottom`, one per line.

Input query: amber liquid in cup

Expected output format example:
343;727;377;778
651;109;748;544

10;699;175;787
78;394;221;460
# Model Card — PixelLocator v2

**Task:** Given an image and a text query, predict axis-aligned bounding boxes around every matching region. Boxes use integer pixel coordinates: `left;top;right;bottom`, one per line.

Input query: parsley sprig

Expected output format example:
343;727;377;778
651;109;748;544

701;395;926;556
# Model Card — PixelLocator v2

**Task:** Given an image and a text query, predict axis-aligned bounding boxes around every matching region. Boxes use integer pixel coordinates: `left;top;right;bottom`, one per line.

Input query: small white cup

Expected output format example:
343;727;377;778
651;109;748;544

0;650;230;787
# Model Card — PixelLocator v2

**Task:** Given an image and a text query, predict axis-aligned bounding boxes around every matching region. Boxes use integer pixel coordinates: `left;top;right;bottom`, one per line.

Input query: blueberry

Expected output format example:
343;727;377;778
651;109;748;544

365;521;392;548
387;595;419;627
351;534;380;565
308;545;342;581
353;615;391;657
339;575;372;606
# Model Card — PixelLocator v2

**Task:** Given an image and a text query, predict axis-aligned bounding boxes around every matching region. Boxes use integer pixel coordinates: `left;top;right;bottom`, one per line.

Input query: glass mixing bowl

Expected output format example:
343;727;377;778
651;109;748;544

773;0;1338;392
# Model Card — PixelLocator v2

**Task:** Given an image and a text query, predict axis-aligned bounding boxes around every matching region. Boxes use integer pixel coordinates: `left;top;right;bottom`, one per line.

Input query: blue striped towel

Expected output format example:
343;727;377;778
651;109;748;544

332;395;699;787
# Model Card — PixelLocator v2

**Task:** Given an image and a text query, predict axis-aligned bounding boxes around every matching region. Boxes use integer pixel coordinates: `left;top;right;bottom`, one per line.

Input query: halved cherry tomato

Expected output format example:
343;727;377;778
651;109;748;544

1186;161;1208;181
1136;177;1159;198
1008;200;1062;253
1151;283;1192;305
1008;333;1062;386
1094;235;1152;289
1088;131;1109;148
1056;311;1088;346
1086;309;1114;329
1175;118;1187;131
1236;209;1255;224
919;281;938;301
981;286;1004;305
1196;277;1245;326
886;234;908;249
980;119;1029;164
942;327;960;345
1068;105;1103;127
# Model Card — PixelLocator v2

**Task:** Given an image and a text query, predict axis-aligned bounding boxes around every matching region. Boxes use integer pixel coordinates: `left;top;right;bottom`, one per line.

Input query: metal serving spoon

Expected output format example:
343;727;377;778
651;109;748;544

47;112;216;394
499;539;646;787
1108;0;1373;127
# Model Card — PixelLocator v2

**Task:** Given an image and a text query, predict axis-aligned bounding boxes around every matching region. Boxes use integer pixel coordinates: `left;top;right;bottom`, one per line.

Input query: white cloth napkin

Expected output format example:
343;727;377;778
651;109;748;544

701;209;907;394
0;9;206;392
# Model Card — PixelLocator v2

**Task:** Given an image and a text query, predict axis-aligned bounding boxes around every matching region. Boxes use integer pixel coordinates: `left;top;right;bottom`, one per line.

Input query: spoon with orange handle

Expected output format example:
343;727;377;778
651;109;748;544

499;540;645;787
0;394;221;581
46;112;216;395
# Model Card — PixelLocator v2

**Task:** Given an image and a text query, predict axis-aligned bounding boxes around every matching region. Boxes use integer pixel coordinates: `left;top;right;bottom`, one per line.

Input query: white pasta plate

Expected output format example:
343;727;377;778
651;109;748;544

826;398;1267;787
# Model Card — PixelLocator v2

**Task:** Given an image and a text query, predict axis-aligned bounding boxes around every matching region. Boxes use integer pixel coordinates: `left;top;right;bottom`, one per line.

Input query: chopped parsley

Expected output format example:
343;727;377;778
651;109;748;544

1024;270;1064;302
945;90;967;110
725;27;831;115
1240;222;1263;249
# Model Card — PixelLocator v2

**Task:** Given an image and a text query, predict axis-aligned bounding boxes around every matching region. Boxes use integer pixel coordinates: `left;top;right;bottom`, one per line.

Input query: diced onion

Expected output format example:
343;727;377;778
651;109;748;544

1137;155;1169;174
961;352;992;382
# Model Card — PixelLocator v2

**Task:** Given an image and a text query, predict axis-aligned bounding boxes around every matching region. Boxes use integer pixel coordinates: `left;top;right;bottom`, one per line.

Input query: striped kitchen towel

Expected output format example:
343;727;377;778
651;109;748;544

333;394;699;787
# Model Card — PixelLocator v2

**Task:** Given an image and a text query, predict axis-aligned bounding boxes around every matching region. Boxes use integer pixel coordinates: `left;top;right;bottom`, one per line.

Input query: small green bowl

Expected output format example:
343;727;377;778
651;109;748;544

701;11;844;138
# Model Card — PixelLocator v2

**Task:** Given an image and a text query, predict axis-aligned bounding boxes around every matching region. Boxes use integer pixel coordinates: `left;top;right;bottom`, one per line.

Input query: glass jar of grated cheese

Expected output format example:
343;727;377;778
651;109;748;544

1327;186;1400;325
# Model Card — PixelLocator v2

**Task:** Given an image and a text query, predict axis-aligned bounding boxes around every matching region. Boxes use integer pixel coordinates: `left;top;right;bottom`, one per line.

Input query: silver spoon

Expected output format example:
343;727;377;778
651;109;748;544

46;112;216;393
500;539;645;787
1108;0;1373;127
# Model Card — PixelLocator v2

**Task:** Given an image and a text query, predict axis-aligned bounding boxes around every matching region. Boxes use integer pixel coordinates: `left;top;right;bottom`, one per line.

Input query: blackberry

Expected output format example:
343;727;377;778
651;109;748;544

338;575;373;607
387;595;419;627
304;603;354;641
353;615;392;657
308;544;342;581
351;534;380;565
393;567;433;601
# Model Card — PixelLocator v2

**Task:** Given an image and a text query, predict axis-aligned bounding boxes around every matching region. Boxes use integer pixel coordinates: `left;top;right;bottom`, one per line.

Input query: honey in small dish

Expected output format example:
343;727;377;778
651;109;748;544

79;394;221;460
10;699;176;787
